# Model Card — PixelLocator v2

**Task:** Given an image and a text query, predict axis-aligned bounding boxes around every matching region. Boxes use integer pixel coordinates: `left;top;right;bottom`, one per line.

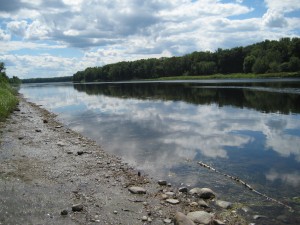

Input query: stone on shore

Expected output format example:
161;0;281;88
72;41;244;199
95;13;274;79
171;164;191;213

128;186;146;194
178;187;188;193
187;211;214;225
165;198;180;204
215;200;232;209
189;187;215;199
174;212;195;225
72;204;84;212
158;180;167;185
198;199;209;208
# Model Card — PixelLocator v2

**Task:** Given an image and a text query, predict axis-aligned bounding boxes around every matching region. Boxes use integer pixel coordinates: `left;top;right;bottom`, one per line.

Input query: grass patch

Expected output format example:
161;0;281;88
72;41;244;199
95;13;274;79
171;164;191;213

148;72;300;81
0;83;18;121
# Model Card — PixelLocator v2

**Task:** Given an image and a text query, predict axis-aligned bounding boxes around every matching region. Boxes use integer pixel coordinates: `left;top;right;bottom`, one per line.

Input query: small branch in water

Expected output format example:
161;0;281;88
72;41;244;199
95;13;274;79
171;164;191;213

198;161;293;211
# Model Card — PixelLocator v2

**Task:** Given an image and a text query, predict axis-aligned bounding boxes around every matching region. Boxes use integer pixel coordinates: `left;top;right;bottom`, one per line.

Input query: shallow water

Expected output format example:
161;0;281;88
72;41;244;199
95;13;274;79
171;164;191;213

20;79;300;224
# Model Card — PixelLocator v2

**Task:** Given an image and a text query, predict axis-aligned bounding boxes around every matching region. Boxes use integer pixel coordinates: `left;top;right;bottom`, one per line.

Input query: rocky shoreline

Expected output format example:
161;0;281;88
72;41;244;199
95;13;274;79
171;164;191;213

0;95;250;224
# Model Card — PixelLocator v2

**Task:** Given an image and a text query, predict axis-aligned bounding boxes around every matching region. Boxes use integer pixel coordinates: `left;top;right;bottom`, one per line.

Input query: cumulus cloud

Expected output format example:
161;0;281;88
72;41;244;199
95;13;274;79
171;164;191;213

263;10;288;28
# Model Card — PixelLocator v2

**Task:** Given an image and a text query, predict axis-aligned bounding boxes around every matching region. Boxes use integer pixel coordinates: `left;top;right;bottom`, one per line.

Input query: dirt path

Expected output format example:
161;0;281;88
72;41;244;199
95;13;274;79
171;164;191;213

0;96;246;225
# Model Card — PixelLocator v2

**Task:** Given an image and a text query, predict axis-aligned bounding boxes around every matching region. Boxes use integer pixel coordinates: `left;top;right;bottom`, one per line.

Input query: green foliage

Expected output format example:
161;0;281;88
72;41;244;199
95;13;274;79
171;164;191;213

0;62;19;121
72;37;300;82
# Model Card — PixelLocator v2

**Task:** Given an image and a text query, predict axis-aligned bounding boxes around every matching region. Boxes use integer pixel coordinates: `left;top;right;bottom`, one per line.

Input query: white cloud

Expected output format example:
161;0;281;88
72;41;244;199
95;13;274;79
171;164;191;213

0;29;10;41
0;0;299;78
264;0;300;13
263;10;288;28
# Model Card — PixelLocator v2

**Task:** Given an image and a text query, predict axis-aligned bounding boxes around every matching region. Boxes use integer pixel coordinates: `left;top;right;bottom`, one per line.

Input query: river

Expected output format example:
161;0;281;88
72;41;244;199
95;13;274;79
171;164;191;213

20;79;300;224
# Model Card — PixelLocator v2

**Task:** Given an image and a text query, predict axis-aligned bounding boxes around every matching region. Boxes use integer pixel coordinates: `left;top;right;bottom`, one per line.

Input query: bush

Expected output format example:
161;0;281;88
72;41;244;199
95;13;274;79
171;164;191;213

0;83;18;121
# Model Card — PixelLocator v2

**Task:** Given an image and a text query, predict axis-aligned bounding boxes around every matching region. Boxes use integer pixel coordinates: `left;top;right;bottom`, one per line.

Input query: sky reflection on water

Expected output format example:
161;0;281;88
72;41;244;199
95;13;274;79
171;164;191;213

20;81;300;201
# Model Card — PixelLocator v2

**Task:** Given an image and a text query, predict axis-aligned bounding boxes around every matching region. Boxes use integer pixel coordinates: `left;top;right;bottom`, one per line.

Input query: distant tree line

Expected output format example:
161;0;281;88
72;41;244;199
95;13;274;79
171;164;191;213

22;76;73;83
73;37;300;82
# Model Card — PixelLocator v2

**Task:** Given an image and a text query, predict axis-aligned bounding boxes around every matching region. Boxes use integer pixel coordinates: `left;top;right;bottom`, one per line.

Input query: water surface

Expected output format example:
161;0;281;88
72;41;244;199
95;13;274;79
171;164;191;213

20;79;300;224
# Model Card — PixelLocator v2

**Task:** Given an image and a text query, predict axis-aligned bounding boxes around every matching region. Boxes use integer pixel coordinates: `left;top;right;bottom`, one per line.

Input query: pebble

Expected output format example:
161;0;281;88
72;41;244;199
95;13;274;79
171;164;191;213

164;218;172;223
142;216;148;221
77;151;84;155
165;198;180;204
128;186;146;194
158;180;167;185
57;141;66;147
187;211;213;225
72;204;83;212
189;202;198;207
113;210;118;214
165;191;175;197
174;212;195;225
60;209;68;216
35;129;42;132
213;219;226;225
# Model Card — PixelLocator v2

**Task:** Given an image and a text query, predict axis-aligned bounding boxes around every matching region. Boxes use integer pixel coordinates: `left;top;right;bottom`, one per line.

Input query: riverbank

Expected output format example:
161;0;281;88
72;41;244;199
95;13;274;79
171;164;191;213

147;71;300;81
0;95;251;224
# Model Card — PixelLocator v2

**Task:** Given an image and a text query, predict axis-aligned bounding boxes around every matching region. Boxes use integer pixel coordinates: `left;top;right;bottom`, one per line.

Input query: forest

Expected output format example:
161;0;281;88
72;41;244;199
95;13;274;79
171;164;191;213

73;37;300;82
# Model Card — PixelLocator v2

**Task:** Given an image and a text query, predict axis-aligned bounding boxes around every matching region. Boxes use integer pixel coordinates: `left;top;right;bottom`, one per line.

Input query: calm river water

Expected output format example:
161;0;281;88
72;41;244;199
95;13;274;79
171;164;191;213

20;79;300;224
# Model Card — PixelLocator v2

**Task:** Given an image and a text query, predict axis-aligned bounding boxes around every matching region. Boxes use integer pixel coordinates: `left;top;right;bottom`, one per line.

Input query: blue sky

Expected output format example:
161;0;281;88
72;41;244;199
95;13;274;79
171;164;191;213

0;0;300;79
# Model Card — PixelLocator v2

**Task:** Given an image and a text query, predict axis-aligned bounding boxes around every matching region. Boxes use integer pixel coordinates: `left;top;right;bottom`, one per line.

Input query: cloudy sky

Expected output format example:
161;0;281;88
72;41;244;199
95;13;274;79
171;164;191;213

0;0;300;79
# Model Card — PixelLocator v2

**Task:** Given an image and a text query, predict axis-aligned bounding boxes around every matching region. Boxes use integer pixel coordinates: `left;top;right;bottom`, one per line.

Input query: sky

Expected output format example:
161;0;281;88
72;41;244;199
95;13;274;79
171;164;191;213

0;0;300;79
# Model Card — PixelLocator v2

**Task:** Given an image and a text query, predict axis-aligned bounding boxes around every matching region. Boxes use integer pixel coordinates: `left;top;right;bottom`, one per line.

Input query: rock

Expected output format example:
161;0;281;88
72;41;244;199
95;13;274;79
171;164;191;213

189;187;215;199
60;209;68;216
198;199;209;208
77;151;84;155
161;194;168;200
165;191;175;197
128;186;146;194
215;200;232;209
165;199;180;204
43;119;48;123
142;216;148;221
158;180;167;185
113;210;118;214
174;212;195;225
72;204;83;212
187;211;214;225
55;125;62;128
57;141;66;147
253;215;267;220
189;202;199;207
35;129;42;132
164;218;172;223
213;219;226;225
178;187;188;193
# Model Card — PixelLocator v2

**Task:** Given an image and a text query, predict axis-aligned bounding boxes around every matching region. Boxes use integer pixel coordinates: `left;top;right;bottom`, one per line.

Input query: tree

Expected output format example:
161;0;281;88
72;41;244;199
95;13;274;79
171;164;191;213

243;55;256;73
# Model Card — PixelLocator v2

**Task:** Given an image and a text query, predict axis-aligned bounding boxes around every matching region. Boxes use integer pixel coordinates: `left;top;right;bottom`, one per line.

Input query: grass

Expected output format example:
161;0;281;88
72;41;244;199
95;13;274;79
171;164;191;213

148;72;300;81
0;83;18;121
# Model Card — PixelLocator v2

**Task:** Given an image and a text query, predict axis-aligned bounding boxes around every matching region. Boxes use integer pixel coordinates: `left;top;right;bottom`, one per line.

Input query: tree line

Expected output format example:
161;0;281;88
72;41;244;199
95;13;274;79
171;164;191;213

22;76;72;83
0;62;21;84
73;37;300;82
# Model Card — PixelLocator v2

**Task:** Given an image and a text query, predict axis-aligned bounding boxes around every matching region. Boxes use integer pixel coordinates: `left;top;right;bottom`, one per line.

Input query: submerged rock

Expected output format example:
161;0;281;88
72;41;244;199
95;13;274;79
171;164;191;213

128;186;146;194
189;187;215;199
174;212;195;225
215;200;232;209
187;211;214;224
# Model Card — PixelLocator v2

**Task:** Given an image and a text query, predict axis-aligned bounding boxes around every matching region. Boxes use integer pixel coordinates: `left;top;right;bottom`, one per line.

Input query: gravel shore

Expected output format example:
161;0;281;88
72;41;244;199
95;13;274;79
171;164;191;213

0;95;247;225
